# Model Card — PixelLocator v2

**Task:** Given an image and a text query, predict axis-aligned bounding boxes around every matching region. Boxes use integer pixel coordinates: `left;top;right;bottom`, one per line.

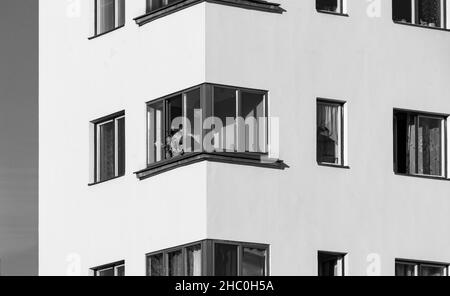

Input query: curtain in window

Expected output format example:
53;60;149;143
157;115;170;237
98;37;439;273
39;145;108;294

418;0;441;26
317;103;340;164
98;0;115;33
418;117;441;176
168;250;183;276
148;254;164;276
187;245;202;276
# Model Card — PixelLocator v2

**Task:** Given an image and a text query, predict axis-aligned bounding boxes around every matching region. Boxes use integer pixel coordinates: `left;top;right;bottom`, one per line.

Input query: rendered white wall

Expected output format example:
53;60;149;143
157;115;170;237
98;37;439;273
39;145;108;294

205;0;450;276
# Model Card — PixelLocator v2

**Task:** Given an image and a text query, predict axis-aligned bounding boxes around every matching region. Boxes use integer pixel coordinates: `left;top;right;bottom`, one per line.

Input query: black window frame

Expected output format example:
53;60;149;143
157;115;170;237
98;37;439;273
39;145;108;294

90;0;126;39
317;251;346;276
145;239;270;276
395;259;449;276
91;110;126;185
145;83;269;167
393;108;447;179
316;98;346;168
392;0;449;31
91;260;125;276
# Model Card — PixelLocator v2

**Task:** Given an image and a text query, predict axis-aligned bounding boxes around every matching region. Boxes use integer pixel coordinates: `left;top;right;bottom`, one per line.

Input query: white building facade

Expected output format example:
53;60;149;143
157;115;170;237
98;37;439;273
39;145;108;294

37;0;450;276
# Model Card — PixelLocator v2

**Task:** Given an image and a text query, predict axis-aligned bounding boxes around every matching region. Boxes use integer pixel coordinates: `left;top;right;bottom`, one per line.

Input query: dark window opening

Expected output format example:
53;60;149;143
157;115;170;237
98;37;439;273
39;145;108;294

396;259;449;276
393;0;447;28
318;251;345;276
316;0;344;14
92;261;125;276
94;0;125;36
317;100;345;166
146;0;180;13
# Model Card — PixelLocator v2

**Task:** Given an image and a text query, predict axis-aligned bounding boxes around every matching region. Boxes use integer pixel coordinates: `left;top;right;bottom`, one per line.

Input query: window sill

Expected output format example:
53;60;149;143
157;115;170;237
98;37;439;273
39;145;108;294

316;10;349;17
394;173;449;182
134;152;287;180
393;21;450;32
88;25;125;40
317;162;350;169
88;174;125;186
134;0;284;27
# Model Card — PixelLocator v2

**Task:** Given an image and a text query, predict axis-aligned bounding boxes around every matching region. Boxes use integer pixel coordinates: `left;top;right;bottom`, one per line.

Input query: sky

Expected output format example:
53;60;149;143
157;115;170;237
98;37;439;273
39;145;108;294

0;0;38;275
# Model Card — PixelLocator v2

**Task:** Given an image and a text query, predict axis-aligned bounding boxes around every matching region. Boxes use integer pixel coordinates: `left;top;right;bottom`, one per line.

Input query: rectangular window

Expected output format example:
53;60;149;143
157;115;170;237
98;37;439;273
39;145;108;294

316;0;347;14
318;251;346;276
393;0;448;29
396;259;449;276
146;0;180;13
393;109;446;178
92;261;125;276
317;100;345;166
146;240;269;276
94;0;125;36
147;84;268;165
93;111;125;183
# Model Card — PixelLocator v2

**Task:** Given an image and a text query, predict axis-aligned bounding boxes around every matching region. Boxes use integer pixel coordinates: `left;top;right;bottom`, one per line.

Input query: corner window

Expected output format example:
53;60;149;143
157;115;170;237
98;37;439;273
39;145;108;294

92;111;125;183
94;0;125;36
146;84;268;165
316;0;347;15
146;0;180;13
146;240;269;276
318;251;346;276
317;99;345;166
393;109;446;178
92;261;125;276
393;0;449;29
396;259;449;276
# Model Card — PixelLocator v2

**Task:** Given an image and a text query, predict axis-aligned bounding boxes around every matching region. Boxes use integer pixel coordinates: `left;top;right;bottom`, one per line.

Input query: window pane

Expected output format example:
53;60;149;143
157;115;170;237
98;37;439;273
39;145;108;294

395;262;416;276
317;102;341;165
214;244;238;276
240;92;265;153
213;87;237;152
318;252;343;276
118;0;125;27
117;117;125;176
185;89;202;153
417;0;441;27
420;265;446;276
187;245;202;276
242;247;266;276
168;250;184;276
393;0;412;23
167;95;184;158
316;0;339;12
147;0;164;12
148;101;164;164
115;265;125;276
99;121;115;181
418;116;442;176
97;267;114;276
148;254;164;276
98;0;115;34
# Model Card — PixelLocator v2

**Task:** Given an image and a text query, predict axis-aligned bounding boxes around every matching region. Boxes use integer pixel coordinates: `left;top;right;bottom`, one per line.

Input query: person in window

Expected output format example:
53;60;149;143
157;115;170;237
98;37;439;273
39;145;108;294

170;124;184;157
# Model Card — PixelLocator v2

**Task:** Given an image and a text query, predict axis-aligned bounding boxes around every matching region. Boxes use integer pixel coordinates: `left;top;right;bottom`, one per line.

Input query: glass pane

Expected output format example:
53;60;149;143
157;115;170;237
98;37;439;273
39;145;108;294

316;0;339;12
187;245;202;276
417;0;441;27
185;89;202;153
420;265;446;276
167;95;184;158
148;101;164;164
99;121;115;181
393;0;412;23
97;267;114;276
213;87;237;152
418;116;442;176
214;244;238;276
168;250;184;276
148;254;164;276
395;262;416;276
117;117;125;176
118;0;125;27
115;265;125;276
317;103;341;165
242;247;266;276
147;0;164;12
318;252;343;276
240;92;265;153
98;0;115;34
